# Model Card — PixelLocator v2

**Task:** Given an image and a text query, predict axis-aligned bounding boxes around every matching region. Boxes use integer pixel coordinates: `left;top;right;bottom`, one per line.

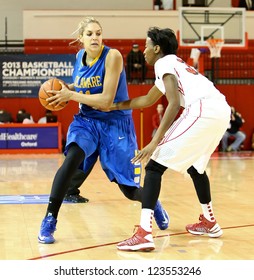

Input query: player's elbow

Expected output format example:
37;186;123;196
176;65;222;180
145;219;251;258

99;100;113;111
175;102;181;111
174;103;181;114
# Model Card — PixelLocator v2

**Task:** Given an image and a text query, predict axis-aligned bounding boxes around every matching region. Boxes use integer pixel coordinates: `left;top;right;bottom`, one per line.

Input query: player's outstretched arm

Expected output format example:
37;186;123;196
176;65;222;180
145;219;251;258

111;85;163;111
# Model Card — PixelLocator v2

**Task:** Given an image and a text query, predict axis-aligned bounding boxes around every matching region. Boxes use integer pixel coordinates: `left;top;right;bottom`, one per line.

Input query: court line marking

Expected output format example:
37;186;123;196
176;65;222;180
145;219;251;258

29;223;254;260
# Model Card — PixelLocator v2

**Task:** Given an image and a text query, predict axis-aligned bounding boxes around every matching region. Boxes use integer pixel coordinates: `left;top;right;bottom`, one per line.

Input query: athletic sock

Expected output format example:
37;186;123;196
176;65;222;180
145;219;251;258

140;208;153;232
201;201;215;222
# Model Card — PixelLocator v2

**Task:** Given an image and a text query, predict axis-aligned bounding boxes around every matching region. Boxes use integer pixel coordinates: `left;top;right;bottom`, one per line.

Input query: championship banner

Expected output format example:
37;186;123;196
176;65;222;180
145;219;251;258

0;54;75;98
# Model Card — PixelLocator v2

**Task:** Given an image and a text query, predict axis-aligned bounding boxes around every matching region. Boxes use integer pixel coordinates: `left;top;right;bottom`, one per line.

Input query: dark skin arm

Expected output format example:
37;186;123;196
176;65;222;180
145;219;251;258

112;73;181;163
111;84;163;110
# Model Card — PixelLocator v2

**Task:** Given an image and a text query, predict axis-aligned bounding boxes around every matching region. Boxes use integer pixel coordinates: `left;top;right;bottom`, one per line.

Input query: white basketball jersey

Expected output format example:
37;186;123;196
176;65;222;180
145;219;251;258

152;54;231;174
154;54;222;108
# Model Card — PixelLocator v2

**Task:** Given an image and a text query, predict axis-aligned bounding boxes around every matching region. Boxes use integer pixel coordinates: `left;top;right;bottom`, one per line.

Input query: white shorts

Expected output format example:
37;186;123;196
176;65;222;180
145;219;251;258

151;97;231;174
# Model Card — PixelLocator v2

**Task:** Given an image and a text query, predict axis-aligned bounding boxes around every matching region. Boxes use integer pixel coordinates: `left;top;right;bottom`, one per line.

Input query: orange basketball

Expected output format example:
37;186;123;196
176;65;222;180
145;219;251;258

38;78;69;111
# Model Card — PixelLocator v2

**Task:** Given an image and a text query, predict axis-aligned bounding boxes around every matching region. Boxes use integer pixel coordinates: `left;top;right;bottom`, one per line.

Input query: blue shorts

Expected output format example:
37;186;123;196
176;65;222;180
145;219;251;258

65;113;141;188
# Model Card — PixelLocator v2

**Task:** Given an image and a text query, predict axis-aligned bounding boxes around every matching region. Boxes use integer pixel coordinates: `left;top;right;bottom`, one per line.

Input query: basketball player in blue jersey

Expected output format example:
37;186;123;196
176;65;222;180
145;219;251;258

38;17;169;244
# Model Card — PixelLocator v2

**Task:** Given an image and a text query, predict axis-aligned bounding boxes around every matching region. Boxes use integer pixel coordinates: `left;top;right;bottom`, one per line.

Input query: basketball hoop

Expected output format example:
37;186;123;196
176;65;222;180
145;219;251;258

206;38;224;84
206;38;224;58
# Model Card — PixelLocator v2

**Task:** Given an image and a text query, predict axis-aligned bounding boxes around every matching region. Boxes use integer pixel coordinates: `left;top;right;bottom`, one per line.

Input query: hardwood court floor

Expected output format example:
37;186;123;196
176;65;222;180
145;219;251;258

0;151;254;260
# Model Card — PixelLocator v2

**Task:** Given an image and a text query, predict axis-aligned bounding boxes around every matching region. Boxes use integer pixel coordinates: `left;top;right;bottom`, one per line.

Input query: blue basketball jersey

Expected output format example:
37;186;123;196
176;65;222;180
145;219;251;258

72;45;132;119
66;45;141;187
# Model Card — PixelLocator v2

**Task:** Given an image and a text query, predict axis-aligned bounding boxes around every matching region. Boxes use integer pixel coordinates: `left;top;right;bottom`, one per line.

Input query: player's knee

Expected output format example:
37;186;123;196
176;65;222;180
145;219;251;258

123;190;135;200
145;159;167;175
118;184;139;201
187;165;198;176
187;166;205;178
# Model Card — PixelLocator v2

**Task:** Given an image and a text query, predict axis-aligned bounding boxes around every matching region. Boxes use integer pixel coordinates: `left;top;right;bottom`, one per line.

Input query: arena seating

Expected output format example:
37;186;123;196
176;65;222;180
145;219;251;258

24;38;155;79
24;38;254;81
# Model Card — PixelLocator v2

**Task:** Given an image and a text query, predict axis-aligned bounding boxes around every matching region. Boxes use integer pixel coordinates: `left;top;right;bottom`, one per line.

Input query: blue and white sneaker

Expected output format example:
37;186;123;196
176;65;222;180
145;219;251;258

38;216;57;244
154;200;169;230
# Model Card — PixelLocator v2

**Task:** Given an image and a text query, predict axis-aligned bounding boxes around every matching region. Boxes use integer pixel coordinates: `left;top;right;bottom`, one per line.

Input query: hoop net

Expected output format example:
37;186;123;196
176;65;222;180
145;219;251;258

206;38;224;58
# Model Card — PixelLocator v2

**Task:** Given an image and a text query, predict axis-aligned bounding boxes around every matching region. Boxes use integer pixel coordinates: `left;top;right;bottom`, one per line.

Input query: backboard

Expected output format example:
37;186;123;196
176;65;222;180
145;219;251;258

179;7;247;48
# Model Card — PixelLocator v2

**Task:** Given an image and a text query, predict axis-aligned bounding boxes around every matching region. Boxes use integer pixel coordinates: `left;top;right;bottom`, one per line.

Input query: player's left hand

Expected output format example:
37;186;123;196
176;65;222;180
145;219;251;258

46;81;73;106
131;142;158;164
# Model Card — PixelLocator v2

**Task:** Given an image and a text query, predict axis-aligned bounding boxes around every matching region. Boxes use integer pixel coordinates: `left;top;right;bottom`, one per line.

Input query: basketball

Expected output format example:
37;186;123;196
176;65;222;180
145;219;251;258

38;78;69;111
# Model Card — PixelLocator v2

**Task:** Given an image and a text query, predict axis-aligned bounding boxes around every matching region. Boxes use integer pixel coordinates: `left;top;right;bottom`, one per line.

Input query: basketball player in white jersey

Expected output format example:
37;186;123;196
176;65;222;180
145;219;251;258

110;27;231;251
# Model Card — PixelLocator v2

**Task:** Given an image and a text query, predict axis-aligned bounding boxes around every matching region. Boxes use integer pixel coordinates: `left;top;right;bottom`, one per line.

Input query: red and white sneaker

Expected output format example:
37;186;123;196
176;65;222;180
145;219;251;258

117;226;155;251
186;214;223;238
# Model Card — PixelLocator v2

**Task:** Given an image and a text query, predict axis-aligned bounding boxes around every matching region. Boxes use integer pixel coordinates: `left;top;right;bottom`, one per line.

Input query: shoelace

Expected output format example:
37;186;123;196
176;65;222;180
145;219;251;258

41;219;56;235
122;226;146;246
124;234;144;246
191;215;213;233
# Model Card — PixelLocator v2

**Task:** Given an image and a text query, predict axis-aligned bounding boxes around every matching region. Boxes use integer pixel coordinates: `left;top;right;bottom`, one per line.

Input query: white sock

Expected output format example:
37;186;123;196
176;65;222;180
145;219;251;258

201;202;215;222
140;208;153;232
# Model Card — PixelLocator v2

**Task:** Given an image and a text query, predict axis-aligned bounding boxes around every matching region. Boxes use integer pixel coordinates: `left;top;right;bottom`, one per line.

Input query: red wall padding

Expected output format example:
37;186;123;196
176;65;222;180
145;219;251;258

1;84;253;151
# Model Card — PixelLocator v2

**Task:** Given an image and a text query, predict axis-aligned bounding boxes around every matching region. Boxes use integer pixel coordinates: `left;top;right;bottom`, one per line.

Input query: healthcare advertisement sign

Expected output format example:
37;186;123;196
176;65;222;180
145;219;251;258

0;126;58;149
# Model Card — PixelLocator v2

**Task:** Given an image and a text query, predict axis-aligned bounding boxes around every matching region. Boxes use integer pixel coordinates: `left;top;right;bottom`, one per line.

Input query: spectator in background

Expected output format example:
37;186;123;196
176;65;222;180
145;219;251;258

38;109;57;123
126;43;147;84
221;106;246;152
152;103;164;138
0;110;13;123
16;109;34;123
238;0;254;9
154;0;163;10
190;47;201;70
